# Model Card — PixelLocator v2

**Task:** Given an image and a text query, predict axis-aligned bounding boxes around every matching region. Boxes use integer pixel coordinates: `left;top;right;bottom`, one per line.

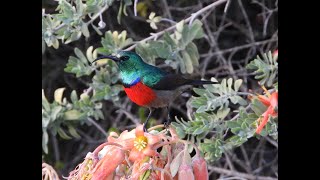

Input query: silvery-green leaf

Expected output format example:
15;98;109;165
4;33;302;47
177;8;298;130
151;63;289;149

51;105;62;121
220;79;227;94
70;31;82;43
186;43;199;67
217;107;230;119
92;24;103;35
176;20;184;32
149;12;156;19
210;77;218;83
81;23;90;37
70;90;78;103
64;110;82;120
42;90;50;111
68;125;81;138
193;127;204;135
234;79;242;92
52;36;59;49
182;50;193;74
230;96;238;104
86;46;94;62
227;78;233;92
177;54;186;74
42;39;46;54
236;96;247;106
54;88;66;104
57;128;72;139
74;48;87;64
150;22;157;30
42;130;48;154
174;126;186;138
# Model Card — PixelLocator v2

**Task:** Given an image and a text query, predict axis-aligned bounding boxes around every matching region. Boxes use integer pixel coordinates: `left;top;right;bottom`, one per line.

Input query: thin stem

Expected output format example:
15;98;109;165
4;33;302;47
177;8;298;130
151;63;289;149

53;3;110;32
86;4;110;25
125;0;228;51
134;0;138;16
200;39;278;58
87;117;108;137
50;130;60;162
208;166;277;180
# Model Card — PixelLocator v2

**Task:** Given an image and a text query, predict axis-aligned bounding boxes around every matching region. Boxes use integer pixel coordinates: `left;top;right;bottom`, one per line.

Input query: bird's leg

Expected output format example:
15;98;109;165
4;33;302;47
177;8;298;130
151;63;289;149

144;107;154;132
164;106;172;129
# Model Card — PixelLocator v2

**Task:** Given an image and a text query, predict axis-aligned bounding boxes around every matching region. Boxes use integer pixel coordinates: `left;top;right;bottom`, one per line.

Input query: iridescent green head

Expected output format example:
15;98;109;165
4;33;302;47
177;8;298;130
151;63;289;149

92;51;146;73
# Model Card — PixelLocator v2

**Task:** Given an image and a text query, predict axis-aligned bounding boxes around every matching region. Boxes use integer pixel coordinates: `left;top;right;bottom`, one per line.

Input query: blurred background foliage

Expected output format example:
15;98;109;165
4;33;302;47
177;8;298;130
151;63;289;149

42;0;278;179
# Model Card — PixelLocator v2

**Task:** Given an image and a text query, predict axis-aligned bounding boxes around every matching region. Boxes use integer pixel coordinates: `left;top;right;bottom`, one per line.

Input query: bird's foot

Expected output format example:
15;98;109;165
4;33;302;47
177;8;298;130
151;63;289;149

163;120;171;129
143;123;148;132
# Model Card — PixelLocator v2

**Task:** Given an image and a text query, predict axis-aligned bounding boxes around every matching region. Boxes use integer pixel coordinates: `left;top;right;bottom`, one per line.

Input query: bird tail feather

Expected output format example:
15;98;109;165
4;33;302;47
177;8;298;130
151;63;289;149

188;80;215;86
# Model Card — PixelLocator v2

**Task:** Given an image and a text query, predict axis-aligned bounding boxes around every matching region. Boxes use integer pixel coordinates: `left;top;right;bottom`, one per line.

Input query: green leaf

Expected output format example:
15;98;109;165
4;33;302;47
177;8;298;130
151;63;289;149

227;78;233;93
177;54;186;74
190;19;204;39
70;90;78;103
42;130;49;154
51;106;63;121
54;88;66;104
193;127;204;135
52;36;59;49
74;48;88;64
217;107;230;119
81;23;90;37
236;96;247;106
92;24;103;35
163;32;176;49
246;51;278;87
64;110;82;120
173;125;186;139
42;90;50;111
176;20;184;32
234;79;242;92
181;50;193;74
57;128;72;140
42;39;46;54
86;46;94;62
251;99;267;116
68;125;81;138
185;43;199;67
67;31;82;44
193;88;207;96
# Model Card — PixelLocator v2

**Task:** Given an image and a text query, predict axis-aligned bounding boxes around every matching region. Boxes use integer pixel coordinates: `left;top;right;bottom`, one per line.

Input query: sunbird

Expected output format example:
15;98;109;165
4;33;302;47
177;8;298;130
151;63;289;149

92;51;214;131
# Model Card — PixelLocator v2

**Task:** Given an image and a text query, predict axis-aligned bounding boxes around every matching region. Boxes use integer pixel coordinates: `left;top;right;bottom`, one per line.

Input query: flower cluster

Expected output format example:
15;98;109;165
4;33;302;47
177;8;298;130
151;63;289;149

42;162;60;180
67;124;208;180
250;85;278;134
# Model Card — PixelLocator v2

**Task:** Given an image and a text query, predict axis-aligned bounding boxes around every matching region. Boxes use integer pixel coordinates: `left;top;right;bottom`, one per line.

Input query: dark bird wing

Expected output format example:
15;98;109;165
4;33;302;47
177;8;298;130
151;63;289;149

151;74;214;90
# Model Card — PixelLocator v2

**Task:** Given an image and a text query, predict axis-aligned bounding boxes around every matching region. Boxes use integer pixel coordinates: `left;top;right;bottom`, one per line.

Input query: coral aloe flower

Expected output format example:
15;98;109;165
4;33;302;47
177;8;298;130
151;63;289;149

91;146;125;180
129;124;162;162
107;124;162;162
255;87;278;134
192;155;209;180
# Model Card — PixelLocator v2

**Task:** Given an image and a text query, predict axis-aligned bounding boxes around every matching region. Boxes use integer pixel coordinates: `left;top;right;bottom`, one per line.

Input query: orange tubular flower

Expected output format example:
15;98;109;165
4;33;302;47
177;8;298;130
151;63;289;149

178;164;195;180
128;124;162;162
67;125;210;180
91;146;125;180
192;155;209;180
255;87;278;134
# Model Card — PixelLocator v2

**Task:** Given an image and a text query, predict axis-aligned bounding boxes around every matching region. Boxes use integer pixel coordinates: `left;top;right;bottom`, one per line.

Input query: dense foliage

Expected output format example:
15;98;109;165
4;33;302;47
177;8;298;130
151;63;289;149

42;0;278;179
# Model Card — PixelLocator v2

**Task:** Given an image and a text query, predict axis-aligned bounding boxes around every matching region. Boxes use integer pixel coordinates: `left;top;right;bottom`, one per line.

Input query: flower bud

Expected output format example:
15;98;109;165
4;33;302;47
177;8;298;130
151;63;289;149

192;155;208;180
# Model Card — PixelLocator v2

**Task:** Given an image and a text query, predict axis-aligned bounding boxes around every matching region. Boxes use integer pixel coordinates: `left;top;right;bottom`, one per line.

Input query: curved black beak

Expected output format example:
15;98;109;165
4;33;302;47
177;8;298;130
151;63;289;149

90;55;120;65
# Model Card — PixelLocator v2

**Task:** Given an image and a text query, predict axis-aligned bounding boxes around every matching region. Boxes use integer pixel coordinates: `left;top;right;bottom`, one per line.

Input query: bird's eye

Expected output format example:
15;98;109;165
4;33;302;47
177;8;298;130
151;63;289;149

120;56;129;61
